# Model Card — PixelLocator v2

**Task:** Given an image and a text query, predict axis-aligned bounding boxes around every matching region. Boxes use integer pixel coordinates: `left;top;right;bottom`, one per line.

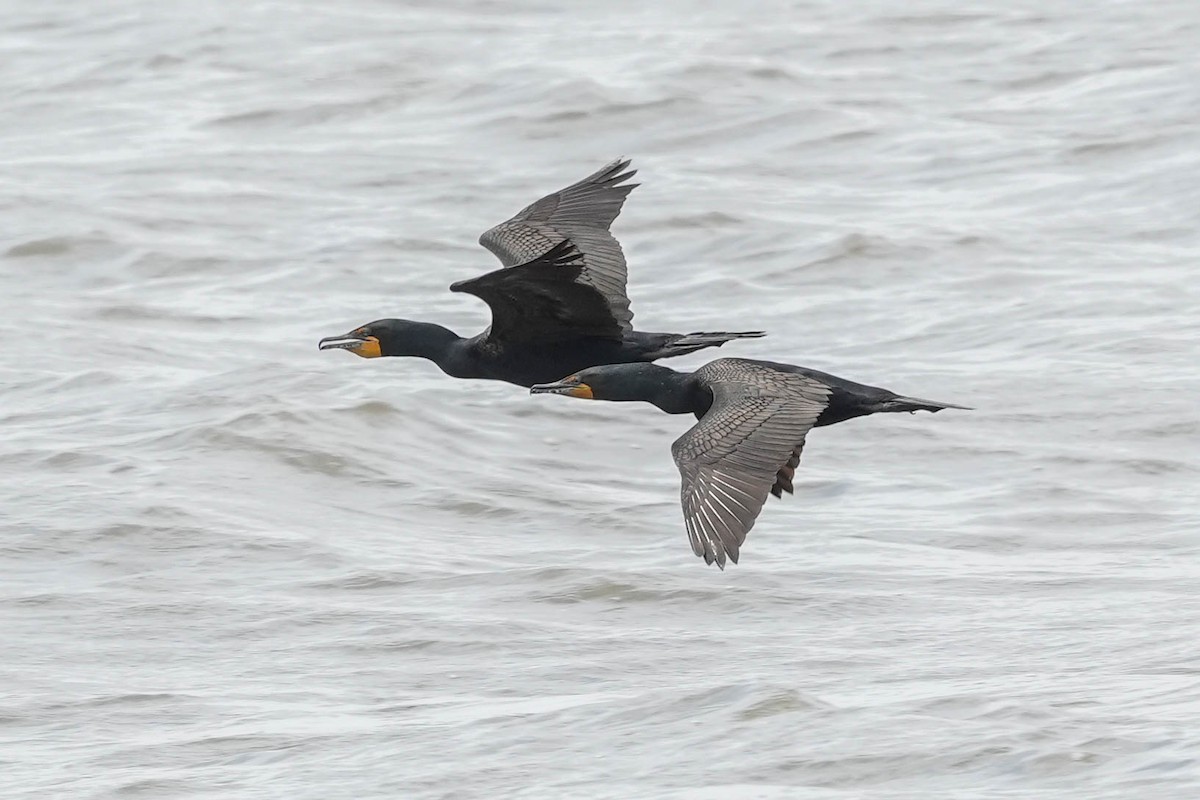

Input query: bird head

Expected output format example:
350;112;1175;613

317;320;391;359
319;319;462;363
530;363;675;403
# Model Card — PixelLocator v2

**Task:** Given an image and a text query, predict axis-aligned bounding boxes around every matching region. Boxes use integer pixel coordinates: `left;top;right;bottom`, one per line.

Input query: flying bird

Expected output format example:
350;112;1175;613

319;159;763;387
531;358;969;568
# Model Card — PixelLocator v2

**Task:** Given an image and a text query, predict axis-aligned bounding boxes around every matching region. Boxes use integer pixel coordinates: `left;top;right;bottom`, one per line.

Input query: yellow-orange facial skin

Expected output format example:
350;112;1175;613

529;376;595;399
348;336;381;359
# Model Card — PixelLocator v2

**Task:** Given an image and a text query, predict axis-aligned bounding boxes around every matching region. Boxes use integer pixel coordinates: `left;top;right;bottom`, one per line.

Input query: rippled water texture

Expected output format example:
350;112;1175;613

3;1;1199;798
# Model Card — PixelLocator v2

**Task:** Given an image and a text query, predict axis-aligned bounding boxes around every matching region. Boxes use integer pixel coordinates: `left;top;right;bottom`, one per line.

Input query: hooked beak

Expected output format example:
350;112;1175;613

318;332;382;359
530;379;594;399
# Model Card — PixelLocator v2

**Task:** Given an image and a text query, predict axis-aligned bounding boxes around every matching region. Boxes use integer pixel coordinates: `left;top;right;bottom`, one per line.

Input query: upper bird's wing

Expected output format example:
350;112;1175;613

670;359;832;568
450;240;624;342
475;158;638;335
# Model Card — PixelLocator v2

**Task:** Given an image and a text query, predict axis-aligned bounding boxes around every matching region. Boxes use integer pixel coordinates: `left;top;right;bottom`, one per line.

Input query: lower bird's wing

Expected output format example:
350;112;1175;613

450;241;625;343
670;359;832;568
475;159;638;335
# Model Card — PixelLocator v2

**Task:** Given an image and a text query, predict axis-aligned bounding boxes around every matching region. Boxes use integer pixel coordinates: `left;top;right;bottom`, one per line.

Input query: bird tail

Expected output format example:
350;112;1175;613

650;330;766;359
877;394;973;414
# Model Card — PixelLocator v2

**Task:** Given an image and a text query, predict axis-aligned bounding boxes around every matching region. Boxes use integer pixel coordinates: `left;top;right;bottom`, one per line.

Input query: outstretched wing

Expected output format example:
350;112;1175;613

669;360;832;569
477;158;638;334
450;241;624;343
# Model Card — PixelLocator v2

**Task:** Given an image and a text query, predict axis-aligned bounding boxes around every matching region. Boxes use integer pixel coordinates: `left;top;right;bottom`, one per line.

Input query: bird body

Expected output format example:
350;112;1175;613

319;160;763;387
531;358;969;569
371;318;750;387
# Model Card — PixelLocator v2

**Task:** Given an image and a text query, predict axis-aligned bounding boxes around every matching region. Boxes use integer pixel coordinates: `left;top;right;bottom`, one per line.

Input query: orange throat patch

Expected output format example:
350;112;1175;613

350;337;381;358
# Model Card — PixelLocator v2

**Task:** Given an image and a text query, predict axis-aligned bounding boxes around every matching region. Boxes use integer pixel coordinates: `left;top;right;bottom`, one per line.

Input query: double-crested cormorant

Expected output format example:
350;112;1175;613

531;358;969;569
318;160;764;387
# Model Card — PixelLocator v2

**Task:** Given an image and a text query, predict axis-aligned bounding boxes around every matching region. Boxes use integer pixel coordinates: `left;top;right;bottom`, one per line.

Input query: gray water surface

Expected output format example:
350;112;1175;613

3;2;1199;798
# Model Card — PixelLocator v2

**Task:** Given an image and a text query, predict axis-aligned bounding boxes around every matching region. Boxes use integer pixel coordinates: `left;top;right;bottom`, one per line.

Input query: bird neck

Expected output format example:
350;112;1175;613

637;367;703;415
392;322;464;364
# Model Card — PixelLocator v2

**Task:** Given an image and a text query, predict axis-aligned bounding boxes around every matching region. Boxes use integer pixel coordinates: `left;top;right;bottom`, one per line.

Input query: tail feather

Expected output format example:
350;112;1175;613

652;330;766;359
882;395;973;414
675;330;766;345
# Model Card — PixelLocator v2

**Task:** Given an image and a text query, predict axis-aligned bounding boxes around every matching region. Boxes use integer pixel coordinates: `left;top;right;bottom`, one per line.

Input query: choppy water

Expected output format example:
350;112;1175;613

3;1;1200;797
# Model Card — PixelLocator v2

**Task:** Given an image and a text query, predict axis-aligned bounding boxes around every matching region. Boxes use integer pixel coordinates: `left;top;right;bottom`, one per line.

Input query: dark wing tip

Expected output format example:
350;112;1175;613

539;239;583;266
700;537;730;569
452;239;583;294
595;158;638;190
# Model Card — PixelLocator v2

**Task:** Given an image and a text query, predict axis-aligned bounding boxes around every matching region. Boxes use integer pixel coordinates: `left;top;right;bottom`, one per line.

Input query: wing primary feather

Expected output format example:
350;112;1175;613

477;160;639;332
670;359;833;566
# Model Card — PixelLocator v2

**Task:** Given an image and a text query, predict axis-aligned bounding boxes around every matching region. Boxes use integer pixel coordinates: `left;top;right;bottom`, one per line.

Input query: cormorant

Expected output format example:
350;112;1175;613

318;160;764;387
531;358;969;569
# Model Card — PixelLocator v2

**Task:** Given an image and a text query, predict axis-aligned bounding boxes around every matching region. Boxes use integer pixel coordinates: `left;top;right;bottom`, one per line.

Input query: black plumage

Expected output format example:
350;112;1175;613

531;358;970;569
318;160;763;387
